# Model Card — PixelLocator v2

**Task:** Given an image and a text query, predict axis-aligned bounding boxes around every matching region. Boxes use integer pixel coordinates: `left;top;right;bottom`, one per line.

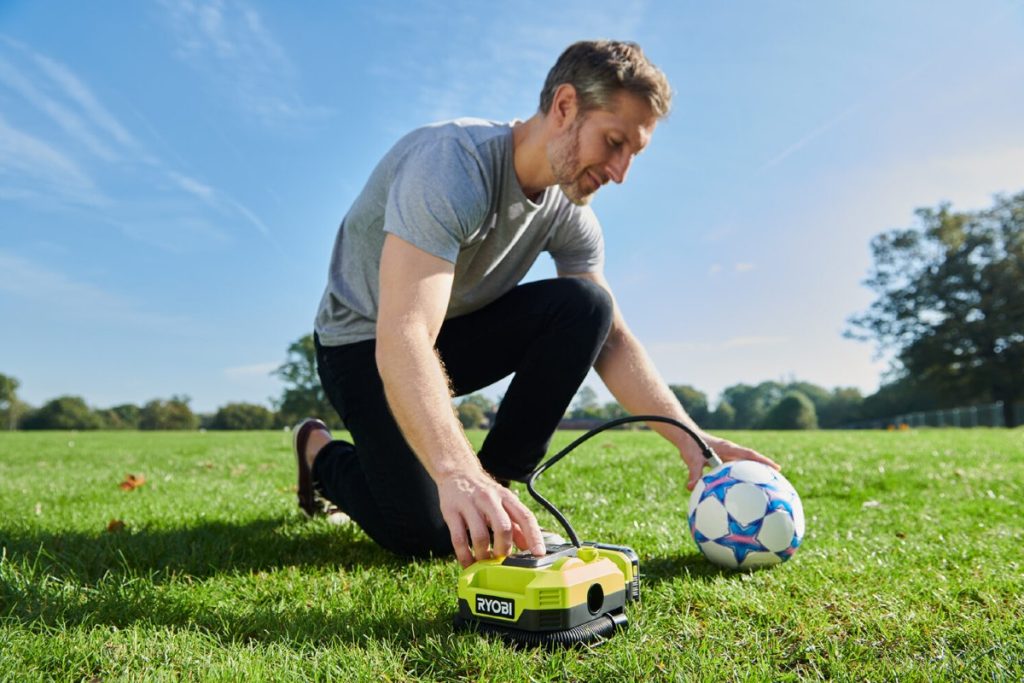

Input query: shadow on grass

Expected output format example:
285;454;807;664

0;522;745;648
0;517;466;647
3;571;457;648
641;553;745;584
0;517;401;584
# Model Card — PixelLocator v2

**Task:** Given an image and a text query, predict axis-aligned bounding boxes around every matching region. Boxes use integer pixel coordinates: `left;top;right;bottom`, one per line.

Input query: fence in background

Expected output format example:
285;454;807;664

848;401;1024;429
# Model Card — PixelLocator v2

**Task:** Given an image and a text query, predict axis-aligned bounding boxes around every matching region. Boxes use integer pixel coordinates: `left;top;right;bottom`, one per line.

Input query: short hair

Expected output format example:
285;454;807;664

539;40;672;119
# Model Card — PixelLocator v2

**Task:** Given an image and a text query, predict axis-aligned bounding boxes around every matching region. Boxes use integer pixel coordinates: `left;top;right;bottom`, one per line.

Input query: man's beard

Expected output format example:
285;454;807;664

547;117;593;206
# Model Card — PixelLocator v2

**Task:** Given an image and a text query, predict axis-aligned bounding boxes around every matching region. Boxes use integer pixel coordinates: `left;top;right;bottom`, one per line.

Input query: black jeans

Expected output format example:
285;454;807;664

312;277;613;558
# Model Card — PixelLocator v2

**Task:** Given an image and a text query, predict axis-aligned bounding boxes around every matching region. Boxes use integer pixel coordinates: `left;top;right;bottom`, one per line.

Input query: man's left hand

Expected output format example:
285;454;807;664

680;435;779;491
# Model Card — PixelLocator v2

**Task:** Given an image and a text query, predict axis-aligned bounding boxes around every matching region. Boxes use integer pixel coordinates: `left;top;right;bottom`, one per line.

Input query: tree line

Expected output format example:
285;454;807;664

3;191;1020;430
0;335;340;431
0;387;281;431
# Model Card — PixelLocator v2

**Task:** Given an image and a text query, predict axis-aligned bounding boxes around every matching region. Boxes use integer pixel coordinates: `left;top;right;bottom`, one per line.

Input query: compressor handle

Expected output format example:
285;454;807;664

524;415;722;548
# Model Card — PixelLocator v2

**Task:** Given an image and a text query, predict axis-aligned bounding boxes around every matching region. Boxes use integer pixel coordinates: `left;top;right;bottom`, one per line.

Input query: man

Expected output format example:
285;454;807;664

295;40;778;568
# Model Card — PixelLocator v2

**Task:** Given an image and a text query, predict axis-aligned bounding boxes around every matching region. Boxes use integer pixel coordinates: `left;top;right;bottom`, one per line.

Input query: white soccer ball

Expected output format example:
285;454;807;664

687;461;804;570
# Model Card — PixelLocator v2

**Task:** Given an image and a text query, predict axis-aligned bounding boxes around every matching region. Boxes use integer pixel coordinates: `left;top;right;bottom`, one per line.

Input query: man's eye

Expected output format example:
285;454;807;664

607;138;622;147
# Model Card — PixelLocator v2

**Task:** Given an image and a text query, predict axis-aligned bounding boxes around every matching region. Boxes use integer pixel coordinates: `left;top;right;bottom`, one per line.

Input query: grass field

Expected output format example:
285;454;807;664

1;428;1022;681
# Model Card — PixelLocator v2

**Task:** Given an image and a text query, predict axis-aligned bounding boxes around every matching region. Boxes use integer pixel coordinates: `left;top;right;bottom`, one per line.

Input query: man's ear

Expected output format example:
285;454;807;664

549;83;579;131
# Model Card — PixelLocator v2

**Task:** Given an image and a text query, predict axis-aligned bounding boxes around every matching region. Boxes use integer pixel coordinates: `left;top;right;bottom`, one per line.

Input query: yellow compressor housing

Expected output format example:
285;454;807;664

454;542;639;646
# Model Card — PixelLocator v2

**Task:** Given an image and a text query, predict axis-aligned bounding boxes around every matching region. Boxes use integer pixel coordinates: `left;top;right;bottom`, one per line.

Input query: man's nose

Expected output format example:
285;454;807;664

605;152;633;184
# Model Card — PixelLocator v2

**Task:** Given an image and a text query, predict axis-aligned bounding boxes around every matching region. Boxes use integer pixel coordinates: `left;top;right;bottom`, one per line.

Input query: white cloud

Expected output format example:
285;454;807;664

839;144;1024;234
375;0;650;123
32;51;136;148
0;40;276;250
734;263;755;272
169;170;216;201
0;55;120;162
168;170;273;240
921;146;1024;208
756;99;864;174
0;113;104;206
0;250;191;330
159;0;330;126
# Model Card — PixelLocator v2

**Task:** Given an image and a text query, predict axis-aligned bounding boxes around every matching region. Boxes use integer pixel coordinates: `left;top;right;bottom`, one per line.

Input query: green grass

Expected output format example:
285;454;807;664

1;429;1022;681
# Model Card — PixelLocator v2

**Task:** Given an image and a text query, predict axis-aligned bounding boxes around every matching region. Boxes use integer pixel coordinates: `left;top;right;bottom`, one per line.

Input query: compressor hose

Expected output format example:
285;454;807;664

524;415;723;548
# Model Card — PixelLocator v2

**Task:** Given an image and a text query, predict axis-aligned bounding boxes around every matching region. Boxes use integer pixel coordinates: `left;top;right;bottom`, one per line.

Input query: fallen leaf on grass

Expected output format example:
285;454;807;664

107;519;126;533
119;473;146;491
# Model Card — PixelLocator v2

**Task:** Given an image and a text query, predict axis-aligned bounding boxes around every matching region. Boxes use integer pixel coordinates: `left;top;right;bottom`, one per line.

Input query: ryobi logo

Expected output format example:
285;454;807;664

476;594;515;619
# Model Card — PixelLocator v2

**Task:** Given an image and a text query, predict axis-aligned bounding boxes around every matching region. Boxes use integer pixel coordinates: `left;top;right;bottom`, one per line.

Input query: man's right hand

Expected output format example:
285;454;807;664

436;470;546;568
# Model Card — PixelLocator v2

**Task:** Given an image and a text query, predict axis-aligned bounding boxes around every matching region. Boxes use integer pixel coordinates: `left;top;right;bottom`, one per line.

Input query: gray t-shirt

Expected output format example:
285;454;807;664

314;118;605;346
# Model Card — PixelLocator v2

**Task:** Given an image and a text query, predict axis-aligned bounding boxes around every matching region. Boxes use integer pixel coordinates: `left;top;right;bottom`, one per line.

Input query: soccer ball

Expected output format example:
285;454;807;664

688;461;804;570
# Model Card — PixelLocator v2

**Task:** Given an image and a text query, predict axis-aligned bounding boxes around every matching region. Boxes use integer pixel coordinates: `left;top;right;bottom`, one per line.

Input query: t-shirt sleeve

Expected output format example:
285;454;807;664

383;138;488;264
546;204;605;274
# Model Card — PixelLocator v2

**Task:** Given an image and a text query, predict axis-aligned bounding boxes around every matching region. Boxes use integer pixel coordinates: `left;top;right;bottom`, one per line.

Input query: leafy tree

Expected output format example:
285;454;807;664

274;334;343;429
782;381;864;429
96;403;142;430
456;401;487;429
458;393;497;421
210;402;275;430
816;387;864;428
0;373;23;430
139;395;198;430
21;396;103;430
761;391;818;430
847;192;1024;426
708;400;736;429
785;381;830;413
569;385;601;419
669;384;709;425
858;375;946;422
600;401;629;420
721;382;785;429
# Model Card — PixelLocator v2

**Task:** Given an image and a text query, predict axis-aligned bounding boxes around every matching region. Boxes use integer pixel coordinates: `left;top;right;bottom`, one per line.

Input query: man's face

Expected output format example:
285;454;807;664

546;91;657;206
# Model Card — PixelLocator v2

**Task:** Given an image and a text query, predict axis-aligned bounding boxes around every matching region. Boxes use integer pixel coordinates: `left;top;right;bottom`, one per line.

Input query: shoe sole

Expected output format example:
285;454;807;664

293;417;327;518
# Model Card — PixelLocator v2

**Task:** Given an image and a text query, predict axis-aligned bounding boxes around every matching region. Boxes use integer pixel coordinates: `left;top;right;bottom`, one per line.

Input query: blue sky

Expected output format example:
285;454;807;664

2;1;1022;414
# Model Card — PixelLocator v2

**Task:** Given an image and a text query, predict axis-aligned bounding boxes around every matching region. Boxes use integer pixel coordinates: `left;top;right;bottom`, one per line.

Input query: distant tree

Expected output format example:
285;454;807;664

847;192;1024;426
274;334;343;430
96;403;142;430
708;400;736;429
779;381;864;429
569;385;602;419
761;391;818;430
210;402;275;430
21;396;103;430
785;381;831;414
456;401;487;429
0;373;23;430
669;384;709;424
721;382;785;429
458;393;497;422
858;375;946;422
139;395;198;430
600;401;629;420
817;387;864;428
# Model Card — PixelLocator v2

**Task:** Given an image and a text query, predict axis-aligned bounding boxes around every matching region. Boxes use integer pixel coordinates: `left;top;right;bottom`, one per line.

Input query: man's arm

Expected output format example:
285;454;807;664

560;269;779;489
377;234;545;567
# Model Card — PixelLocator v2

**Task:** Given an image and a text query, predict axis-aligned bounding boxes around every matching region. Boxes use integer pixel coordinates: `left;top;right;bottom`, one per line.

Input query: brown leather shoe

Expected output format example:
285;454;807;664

293;417;329;517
